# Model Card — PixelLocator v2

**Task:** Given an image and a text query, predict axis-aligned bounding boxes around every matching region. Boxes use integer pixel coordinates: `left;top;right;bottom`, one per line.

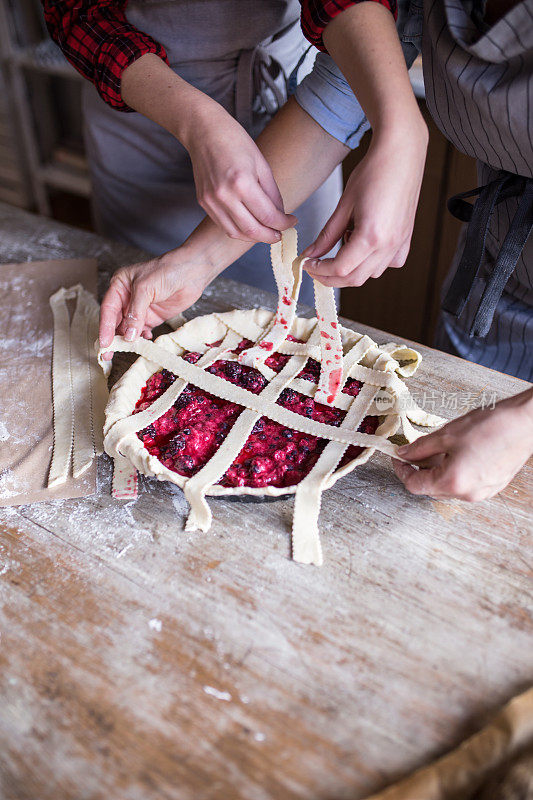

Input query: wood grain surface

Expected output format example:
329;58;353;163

0;203;531;800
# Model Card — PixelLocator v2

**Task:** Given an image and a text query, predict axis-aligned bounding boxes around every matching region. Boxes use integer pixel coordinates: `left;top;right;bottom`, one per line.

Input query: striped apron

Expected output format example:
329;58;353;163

423;0;533;381
81;0;341;306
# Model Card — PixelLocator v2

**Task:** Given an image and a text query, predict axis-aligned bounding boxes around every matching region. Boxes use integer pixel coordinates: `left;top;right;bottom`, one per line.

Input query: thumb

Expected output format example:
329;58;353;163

123;279;154;342
257;165;297;228
302;201;352;259
397;430;448;463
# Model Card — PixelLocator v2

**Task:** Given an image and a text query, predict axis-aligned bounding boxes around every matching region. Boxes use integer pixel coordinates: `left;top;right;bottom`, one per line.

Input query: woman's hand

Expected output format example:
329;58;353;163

120;54;295;244
392;389;533;501
185;101;297;243
98;215;255;358
99;248;215;358
302;121;428;287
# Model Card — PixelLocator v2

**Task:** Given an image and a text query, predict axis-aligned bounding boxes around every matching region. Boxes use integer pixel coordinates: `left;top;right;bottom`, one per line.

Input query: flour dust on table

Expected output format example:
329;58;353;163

99;229;444;565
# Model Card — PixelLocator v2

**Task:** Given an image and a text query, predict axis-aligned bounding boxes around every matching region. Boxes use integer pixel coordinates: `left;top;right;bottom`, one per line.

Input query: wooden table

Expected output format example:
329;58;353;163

1;203;532;800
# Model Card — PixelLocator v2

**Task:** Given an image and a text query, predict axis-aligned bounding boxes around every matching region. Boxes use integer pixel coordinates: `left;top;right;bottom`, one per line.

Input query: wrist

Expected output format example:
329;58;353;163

175;93;222;150
120;55;217;148
160;245;218;292
165;220;252;285
370;109;428;151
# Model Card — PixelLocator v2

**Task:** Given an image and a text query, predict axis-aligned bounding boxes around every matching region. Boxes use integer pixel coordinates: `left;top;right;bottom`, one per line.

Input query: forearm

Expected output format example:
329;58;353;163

260;99;349;210
176;98;348;275
322;2;426;139
120;53;218;145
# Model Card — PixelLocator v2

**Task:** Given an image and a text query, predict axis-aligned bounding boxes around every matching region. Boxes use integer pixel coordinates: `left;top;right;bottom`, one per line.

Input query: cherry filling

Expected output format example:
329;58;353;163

135;339;378;489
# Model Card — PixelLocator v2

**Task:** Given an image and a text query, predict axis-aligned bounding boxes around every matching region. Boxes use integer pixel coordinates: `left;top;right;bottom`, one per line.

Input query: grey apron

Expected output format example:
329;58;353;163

82;0;342;306
423;0;533;381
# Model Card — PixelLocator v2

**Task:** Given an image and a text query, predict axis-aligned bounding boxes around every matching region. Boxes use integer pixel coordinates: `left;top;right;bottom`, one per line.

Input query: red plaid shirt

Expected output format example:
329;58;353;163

43;0;397;111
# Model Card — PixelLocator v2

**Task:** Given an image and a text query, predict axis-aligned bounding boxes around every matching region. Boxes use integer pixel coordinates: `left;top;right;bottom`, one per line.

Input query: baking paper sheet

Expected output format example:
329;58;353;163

0;258;99;506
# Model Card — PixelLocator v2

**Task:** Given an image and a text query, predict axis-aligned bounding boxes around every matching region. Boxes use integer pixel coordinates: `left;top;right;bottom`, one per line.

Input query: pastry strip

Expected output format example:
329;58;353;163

48;285;107;487
239;227;301;367
312;274;344;405
112;453;139;500
48;287;75;487
292;352;378;565
87;300;107;455
70;287;97;477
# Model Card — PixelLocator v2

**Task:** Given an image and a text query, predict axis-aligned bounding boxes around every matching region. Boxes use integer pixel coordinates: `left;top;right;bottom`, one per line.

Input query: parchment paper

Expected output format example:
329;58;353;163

0;258;99;506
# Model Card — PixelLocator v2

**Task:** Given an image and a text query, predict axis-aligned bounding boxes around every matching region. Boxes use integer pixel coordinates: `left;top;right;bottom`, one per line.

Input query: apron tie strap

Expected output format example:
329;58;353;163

443;172;533;338
235;45;289;133
235;20;309;134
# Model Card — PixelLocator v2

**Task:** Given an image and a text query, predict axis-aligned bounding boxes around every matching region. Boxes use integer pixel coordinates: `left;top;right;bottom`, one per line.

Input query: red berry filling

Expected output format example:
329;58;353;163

134;339;378;489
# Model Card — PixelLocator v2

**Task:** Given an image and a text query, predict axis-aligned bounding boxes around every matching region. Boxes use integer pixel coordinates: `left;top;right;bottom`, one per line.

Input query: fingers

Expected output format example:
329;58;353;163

201;200;252;241
224;200;285;245
393;453;492;501
397;431;450;463
304;239;372;282
305;246;396;289
302;200;352;260
245;183;297;238
99;299;121;349
200;168;296;243
256;165;298;231
123;278;155;342
256;157;285;210
392;459;449;498
99;279;129;349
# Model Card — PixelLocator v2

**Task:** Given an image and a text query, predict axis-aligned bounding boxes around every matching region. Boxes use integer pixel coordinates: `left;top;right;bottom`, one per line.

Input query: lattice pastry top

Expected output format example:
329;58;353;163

99;229;443;565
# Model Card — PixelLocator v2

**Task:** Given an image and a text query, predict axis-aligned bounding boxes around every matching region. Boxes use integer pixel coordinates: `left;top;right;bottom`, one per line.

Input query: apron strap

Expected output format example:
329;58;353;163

472;180;533;337
235;20;305;134
442;172;533;338
236;45;289;133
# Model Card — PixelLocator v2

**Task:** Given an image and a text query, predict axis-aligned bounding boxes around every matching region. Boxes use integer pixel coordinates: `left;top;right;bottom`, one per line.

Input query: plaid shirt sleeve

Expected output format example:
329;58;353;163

300;0;398;52
42;0;169;112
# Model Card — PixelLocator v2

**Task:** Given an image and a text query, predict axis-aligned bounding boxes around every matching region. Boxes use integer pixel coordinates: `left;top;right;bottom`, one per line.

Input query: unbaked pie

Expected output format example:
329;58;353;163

99;230;442;564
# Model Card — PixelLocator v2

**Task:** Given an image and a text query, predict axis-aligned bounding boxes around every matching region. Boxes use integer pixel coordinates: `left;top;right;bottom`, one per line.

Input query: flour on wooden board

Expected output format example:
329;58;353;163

0;469;29;501
0;460;153;558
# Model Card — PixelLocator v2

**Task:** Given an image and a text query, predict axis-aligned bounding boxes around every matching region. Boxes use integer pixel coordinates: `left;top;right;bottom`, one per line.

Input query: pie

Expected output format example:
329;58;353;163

99;230;443;565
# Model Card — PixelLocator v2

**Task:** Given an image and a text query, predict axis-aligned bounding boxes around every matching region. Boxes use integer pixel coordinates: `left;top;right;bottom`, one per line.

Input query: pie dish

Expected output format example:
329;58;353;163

99;230;443;564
